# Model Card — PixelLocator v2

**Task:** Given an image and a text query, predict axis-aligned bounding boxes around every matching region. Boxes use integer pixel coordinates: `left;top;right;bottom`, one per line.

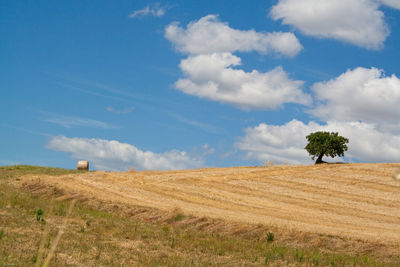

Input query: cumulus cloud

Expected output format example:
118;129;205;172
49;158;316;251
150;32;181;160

236;66;400;164
165;15;308;110
380;0;400;10
175;53;311;109
310;67;400;133
236;120;400;164
270;0;390;49
165;15;303;57
128;3;165;19
47;136;204;171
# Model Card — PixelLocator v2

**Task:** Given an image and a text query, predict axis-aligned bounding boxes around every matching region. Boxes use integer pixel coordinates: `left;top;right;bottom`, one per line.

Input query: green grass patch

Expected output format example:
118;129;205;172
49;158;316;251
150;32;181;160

0;165;79;179
173;213;185;222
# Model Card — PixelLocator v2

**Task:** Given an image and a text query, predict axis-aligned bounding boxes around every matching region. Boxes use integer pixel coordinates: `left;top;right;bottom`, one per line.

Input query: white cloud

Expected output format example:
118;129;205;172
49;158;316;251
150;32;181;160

175;53;311;109
310;67;400;133
236;120;400;164
380;0;400;10
165;15;308;110
236;66;400;164
42;115;115;129
47;136;204;171
165;15;303;57
128;3;165;19
270;0;390;49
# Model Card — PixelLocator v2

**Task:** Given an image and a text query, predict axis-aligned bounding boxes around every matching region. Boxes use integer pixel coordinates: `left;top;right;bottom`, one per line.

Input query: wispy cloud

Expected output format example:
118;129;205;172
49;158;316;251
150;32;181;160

129;3;166;19
191;144;215;157
60;83;133;104
0;123;50;137
172;113;225;135
60;77;143;100
53;75;163;105
49;75;225;134
39;113;116;129
44;71;189;110
106;106;135;114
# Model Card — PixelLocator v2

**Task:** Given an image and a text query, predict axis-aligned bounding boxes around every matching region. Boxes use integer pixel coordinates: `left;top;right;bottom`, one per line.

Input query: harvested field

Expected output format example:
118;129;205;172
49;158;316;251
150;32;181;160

18;163;400;247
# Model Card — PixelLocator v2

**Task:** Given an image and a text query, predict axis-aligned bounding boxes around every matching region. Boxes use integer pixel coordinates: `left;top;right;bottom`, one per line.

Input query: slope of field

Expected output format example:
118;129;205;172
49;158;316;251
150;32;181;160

18;163;400;246
6;165;400;266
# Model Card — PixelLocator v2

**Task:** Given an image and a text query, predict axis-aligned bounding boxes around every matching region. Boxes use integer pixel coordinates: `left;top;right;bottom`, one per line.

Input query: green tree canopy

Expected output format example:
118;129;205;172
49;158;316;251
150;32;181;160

305;131;349;164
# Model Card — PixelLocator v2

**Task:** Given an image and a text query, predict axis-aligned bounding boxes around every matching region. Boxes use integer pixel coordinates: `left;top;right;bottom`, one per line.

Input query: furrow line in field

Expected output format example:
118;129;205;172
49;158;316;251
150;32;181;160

292;171;400;194
229;175;400;207
208;179;400;217
177;180;400;224
138;183;400;237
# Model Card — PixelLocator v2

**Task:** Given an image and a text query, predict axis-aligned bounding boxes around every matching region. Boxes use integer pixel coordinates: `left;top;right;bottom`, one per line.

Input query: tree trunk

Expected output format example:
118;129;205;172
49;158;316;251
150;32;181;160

315;153;324;164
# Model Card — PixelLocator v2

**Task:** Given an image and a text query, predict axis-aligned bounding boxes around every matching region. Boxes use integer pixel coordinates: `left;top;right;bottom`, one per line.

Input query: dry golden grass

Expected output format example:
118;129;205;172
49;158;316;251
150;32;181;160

17;163;400;255
3;164;400;266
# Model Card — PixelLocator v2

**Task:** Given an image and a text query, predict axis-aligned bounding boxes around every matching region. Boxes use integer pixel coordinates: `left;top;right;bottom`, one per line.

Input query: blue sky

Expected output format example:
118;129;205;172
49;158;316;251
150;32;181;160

1;0;400;171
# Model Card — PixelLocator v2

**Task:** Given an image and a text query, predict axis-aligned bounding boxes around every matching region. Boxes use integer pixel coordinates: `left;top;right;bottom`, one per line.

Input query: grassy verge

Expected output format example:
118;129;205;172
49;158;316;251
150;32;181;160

0;165;399;266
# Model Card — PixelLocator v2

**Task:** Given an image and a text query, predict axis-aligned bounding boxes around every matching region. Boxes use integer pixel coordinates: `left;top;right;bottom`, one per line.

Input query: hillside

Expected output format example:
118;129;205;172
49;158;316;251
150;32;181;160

2;163;400;266
18;163;400;243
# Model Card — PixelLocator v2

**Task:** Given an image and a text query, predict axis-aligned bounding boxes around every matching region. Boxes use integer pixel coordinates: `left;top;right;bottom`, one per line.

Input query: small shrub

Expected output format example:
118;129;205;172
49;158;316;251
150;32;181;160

36;209;43;221
267;232;274;242
31;255;37;263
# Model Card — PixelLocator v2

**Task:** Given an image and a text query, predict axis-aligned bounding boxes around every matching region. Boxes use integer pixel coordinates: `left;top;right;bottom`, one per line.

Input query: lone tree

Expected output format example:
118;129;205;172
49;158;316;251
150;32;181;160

305;131;349;164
